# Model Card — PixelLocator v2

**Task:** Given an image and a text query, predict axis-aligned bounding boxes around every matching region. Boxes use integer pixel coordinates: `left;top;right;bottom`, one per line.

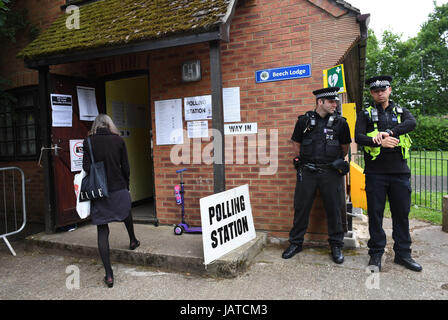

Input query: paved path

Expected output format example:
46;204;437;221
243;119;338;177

1;217;447;302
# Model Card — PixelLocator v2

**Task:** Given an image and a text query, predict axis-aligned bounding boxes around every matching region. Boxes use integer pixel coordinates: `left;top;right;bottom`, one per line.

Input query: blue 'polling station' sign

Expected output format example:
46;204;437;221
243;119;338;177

255;64;311;83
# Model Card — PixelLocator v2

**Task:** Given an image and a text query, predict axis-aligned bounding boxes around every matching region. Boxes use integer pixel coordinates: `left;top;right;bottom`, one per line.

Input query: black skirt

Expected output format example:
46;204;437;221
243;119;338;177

91;188;131;225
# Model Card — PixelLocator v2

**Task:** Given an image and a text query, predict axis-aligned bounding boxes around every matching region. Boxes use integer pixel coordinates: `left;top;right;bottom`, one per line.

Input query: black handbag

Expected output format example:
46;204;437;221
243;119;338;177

79;136;109;202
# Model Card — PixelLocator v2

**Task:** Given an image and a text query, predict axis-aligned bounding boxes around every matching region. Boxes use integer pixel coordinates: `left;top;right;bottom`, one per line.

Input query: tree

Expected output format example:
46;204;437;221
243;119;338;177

416;2;448;115
364;2;448;116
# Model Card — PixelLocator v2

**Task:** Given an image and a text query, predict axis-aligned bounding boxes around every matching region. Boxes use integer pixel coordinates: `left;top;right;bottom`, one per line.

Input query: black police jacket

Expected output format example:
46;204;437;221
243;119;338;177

291;111;351;164
354;101;416;174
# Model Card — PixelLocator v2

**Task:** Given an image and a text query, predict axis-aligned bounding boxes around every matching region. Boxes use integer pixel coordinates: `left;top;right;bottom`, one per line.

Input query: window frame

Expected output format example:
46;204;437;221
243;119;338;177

0;86;40;161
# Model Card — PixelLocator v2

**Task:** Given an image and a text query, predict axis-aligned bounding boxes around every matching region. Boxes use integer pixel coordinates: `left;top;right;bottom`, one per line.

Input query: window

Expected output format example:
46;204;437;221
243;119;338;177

0;86;40;160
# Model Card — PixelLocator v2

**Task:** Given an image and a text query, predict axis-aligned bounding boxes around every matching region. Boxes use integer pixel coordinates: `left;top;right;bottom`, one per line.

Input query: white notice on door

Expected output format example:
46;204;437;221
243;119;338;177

77;86;99;121
69;139;84;172
51;94;73;127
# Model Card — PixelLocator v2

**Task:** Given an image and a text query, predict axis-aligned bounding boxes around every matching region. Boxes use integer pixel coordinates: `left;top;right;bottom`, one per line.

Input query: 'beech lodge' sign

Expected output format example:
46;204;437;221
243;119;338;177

255;64;311;83
200;185;256;265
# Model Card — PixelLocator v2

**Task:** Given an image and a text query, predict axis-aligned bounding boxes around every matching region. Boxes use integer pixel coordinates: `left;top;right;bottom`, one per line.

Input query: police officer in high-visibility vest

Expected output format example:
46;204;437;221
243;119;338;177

282;87;351;264
355;75;422;272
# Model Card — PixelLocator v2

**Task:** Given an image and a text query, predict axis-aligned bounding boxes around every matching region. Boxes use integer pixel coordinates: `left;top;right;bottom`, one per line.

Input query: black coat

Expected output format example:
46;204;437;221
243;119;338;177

82;128;130;192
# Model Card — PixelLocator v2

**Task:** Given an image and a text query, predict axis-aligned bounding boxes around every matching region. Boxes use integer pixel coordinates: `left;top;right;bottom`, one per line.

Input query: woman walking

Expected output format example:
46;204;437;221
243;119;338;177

83;114;140;288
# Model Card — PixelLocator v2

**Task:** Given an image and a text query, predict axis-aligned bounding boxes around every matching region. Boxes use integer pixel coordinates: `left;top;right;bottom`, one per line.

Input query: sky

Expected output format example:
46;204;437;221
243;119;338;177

346;0;448;40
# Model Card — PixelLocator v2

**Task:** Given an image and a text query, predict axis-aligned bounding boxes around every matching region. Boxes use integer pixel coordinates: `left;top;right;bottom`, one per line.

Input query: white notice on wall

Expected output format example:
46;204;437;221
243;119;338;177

155;98;183;145
200;184;256;265
184;95;212;121
187;121;208;139
77;86;99;121
224;122;257;135
51;94;73;127
223;87;241;123
69;139;84;172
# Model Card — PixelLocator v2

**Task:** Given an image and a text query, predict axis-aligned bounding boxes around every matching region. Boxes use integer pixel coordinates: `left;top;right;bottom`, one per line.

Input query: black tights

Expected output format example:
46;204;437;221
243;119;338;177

97;212;138;279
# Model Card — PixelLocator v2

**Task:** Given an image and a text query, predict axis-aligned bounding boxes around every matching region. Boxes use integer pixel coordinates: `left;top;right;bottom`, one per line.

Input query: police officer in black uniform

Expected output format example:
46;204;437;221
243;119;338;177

355;75;422;272
282;87;351;264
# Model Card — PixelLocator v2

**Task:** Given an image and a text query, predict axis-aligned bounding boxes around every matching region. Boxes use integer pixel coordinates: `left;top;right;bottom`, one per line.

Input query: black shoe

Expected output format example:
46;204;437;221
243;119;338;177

282;244;302;259
104;276;114;288
331;246;344;264
368;255;382;272
394;256;422;272
129;240;140;250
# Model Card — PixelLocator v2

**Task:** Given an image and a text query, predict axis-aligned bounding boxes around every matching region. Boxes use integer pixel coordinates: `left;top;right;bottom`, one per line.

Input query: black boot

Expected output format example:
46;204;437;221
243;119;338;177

394;256;422;272
331;246;344;264
282;244;302;259
368;255;382;272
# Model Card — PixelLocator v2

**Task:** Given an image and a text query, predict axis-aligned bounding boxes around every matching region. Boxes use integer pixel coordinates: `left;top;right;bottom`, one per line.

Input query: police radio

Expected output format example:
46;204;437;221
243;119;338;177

327;115;335;128
371;108;379;122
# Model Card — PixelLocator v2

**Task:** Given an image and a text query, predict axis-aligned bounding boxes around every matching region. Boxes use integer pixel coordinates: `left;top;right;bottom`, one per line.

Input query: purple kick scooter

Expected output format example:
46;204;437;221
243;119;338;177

173;168;202;235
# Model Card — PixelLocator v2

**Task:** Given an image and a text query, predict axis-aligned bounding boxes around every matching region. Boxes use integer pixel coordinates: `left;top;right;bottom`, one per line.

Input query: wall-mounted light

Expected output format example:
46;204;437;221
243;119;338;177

182;60;201;82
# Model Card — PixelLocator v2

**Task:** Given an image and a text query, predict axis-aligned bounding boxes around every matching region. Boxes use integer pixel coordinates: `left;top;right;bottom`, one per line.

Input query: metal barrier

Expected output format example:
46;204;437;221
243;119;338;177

0;167;26;256
352;150;448;211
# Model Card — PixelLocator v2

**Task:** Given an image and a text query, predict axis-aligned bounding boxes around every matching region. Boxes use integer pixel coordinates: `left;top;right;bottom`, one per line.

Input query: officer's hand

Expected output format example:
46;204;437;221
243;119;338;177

381;136;399;148
372;131;390;145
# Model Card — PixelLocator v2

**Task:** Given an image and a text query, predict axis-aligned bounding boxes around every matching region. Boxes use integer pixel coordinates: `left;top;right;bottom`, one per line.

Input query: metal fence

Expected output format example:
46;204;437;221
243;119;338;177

352;150;448;211
0;167;27;256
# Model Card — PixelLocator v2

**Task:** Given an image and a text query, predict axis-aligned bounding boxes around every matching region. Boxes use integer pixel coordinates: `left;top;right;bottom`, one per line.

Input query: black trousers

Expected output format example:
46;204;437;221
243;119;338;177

365;173;412;258
289;167;345;247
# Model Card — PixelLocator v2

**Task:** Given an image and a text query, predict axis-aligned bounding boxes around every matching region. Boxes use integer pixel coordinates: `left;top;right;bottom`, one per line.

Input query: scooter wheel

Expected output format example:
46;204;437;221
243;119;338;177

174;225;184;235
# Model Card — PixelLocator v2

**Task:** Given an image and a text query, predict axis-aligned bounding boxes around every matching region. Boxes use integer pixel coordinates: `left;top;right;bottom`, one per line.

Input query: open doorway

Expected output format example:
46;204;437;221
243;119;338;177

104;73;156;225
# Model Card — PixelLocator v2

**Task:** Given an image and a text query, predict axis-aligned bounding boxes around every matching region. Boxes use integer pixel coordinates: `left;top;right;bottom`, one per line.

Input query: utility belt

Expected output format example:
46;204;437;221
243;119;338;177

294;157;349;178
302;163;332;172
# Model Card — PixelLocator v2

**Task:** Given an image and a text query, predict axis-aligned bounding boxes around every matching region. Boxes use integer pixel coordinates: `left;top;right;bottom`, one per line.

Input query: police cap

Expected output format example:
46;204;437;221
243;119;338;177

312;87;340;101
366;75;392;91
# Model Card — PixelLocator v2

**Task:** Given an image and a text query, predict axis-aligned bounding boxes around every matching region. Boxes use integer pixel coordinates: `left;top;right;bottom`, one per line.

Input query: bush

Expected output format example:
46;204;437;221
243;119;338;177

410;116;448;150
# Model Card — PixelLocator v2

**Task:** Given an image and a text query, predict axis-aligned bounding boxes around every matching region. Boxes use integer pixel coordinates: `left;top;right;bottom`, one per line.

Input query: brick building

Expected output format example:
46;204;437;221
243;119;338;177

0;0;369;241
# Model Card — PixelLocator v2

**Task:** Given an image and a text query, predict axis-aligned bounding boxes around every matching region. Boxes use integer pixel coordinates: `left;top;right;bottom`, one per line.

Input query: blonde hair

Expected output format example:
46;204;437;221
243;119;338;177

88;114;120;136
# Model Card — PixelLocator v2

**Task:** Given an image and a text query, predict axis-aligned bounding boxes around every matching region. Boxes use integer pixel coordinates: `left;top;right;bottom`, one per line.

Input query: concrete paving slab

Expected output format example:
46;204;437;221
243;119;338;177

25;223;267;278
1;217;448;299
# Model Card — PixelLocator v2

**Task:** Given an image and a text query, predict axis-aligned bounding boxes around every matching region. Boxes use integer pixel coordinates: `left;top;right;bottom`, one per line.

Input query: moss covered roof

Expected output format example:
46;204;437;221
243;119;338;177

18;0;233;60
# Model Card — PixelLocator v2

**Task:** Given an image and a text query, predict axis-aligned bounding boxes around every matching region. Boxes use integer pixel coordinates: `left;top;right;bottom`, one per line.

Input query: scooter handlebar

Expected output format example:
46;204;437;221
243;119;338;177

176;168;187;173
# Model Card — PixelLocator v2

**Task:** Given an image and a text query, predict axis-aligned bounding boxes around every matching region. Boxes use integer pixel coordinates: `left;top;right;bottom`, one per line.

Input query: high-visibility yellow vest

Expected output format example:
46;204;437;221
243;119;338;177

364;106;412;160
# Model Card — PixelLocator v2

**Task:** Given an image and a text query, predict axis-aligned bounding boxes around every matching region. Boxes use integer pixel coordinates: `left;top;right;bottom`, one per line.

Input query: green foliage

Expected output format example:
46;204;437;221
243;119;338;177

416;3;448;115
0;0;39;41
364;3;448;116
409;116;448;150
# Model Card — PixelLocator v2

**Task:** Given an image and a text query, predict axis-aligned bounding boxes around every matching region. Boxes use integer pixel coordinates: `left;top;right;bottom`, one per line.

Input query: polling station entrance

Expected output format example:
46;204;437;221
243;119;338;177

41;70;156;230
104;74;155;224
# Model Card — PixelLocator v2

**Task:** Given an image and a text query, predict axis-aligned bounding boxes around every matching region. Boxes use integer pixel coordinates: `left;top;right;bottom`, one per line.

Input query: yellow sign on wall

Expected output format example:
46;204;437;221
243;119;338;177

323;64;346;94
342;103;357;139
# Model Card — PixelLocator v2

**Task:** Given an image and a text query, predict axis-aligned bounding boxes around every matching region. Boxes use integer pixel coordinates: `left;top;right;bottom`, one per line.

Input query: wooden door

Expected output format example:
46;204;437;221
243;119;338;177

48;74;105;228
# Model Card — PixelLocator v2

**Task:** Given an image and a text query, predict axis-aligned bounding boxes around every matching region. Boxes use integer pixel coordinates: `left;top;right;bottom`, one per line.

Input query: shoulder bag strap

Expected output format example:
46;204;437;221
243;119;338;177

87;136;95;164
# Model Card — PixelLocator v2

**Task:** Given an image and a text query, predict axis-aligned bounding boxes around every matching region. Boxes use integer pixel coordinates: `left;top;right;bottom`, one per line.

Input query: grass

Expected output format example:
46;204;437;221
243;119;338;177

408;151;448;176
